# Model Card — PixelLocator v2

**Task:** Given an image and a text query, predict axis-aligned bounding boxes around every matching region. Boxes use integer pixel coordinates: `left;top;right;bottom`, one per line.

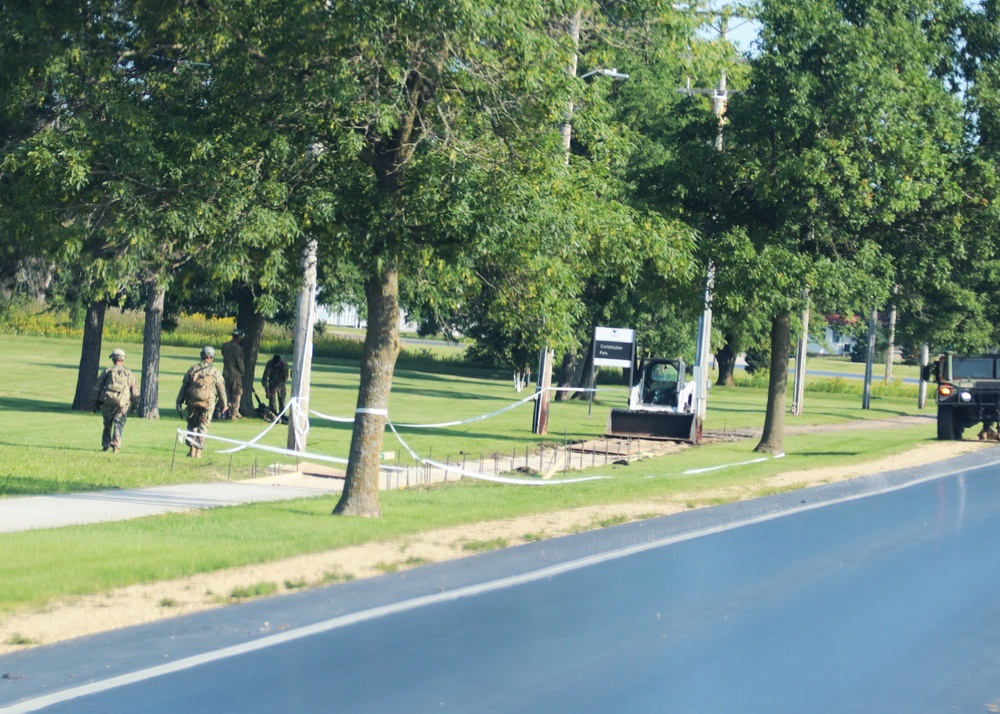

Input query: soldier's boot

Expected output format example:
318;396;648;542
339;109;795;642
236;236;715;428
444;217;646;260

187;445;196;458
194;448;203;459
112;445;120;454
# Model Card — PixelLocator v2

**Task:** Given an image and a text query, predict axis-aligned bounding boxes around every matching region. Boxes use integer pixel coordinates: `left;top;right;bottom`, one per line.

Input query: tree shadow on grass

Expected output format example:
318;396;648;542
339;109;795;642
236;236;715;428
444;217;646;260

0;474;101;496
792;451;862;457
0;396;75;413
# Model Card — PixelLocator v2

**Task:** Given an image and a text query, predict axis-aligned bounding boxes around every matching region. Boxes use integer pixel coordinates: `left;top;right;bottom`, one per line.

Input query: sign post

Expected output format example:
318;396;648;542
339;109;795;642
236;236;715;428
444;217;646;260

593;326;636;410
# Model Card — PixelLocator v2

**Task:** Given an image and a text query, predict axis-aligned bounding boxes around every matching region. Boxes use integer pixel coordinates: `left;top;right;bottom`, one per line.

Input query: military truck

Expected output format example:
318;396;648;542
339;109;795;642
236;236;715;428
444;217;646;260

930;354;1000;440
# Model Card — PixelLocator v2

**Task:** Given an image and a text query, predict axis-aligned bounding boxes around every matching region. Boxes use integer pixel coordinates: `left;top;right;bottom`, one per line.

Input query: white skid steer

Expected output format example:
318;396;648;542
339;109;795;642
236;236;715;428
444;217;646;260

606;358;702;443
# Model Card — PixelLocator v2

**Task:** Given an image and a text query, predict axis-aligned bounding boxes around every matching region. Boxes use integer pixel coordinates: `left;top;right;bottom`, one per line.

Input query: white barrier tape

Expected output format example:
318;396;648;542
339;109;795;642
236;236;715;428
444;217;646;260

391;391;541;429
386;421;421;461
289;399;310;438
174;428;406;472
680;452;786;476
305;386;596;431
217;399;296;454
356;407;388;416
307;408;355;423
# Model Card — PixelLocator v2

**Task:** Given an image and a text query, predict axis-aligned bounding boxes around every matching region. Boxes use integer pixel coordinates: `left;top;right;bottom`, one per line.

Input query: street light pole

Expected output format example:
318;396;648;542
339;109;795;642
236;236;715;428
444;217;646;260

534;13;628;435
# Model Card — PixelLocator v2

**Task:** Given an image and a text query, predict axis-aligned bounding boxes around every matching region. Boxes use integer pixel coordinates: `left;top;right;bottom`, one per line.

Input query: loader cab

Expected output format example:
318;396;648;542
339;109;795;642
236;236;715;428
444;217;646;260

640;360;682;406
628;358;695;413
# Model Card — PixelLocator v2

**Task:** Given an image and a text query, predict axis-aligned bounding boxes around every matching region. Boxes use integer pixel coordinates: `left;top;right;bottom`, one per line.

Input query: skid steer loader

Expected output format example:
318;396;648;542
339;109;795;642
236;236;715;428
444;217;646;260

606;358;701;443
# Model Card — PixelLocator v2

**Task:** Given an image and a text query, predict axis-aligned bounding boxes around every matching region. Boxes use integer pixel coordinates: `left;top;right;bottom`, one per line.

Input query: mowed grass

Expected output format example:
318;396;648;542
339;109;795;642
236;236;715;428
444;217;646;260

0;333;936;613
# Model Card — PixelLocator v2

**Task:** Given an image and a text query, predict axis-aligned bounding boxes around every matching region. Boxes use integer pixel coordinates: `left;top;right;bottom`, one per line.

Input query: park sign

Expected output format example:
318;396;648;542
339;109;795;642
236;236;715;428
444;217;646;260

593;327;635;368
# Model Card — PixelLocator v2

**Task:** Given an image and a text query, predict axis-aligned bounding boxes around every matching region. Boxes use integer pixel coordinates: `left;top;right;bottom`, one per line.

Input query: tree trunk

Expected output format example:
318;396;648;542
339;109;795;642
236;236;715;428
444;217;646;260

138;281;165;418
754;311;791;454
237;286;266;417
573;342;595;400
554;350;578;402
333;262;402;518
715;336;737;387
72;300;107;411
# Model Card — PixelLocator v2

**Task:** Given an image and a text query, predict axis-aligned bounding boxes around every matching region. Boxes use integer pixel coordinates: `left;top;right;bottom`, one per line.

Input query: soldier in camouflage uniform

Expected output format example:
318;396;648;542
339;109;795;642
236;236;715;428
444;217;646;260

221;328;245;419
261;354;289;414
176;346;227;458
93;348;139;453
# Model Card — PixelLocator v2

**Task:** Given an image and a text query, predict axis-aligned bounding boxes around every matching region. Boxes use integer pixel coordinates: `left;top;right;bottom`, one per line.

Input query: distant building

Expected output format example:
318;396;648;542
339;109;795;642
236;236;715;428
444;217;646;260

316;304;417;332
807;315;859;356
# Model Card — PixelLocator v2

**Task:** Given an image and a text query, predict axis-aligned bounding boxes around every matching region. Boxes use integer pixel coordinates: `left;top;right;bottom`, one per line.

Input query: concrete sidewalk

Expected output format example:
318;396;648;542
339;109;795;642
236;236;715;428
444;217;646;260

0;438;623;536
0;474;343;535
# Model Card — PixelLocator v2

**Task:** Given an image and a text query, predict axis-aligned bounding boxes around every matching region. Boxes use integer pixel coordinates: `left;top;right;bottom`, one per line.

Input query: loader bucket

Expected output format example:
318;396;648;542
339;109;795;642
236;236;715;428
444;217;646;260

606;409;702;444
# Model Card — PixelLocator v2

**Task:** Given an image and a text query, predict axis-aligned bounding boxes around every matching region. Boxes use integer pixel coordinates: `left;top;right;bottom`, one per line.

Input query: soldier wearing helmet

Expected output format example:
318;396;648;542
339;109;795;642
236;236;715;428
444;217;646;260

93;348;139;453
221;328;246;419
176;345;227;458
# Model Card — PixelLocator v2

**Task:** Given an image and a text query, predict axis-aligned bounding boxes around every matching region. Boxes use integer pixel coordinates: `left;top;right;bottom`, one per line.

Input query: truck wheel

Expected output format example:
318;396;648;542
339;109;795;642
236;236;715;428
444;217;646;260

937;406;962;440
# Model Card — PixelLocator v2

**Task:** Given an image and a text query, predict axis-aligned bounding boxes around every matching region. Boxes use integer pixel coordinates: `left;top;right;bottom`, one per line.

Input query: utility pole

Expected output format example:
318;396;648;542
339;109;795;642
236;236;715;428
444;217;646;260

792;289;810;416
535;10;582;436
534;11;627;435
287;238;317;451
918;343;930;410
693;263;715;421
862;308;877;410
680;10;745;424
884;303;897;383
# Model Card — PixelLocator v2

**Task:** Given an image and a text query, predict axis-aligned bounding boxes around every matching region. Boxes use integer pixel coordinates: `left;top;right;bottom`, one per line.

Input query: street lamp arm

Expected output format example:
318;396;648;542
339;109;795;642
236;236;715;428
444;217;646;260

580;67;629;80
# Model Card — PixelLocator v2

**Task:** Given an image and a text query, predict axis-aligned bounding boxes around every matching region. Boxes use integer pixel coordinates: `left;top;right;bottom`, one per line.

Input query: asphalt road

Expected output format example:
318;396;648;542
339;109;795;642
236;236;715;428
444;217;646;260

3;448;1000;713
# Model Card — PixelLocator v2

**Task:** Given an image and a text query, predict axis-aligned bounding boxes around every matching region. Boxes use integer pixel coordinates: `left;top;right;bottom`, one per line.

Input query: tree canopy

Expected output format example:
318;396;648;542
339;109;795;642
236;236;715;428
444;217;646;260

4;0;1000;508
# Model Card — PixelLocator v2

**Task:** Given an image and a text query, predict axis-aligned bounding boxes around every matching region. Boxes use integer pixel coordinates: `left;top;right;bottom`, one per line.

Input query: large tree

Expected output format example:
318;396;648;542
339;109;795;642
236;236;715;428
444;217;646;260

717;0;968;453
150;0;575;515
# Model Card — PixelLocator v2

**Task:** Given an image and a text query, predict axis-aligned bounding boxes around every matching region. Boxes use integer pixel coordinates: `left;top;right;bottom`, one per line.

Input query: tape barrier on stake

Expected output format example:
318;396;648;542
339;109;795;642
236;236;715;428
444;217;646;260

216;399;297;454
424;459;610;485
386;421;609;486
180;388;607;485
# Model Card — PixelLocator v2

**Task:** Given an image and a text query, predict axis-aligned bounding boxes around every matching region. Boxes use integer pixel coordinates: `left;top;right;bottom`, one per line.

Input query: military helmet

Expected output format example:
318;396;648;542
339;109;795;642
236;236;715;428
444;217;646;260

109;348;126;360
232;329;244;338
201;345;216;359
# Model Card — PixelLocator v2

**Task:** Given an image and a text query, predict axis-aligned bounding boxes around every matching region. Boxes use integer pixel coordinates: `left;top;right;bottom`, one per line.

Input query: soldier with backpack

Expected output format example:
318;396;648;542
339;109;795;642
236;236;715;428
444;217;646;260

93;348;139;453
176;346;227;458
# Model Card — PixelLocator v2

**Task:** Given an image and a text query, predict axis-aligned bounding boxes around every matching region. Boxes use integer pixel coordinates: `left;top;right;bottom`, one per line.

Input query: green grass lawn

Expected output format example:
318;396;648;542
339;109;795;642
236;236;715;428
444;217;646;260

0;333;940;614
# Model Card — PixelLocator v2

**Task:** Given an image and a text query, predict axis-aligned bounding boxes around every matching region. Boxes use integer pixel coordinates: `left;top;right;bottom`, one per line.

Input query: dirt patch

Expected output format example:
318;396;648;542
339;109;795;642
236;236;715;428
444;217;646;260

0;434;990;654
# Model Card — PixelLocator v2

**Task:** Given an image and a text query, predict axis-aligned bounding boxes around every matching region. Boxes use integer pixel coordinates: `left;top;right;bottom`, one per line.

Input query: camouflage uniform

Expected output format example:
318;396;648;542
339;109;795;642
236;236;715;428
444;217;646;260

93;349;139;453
221;330;245;419
261;354;289;414
176;347;227;458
